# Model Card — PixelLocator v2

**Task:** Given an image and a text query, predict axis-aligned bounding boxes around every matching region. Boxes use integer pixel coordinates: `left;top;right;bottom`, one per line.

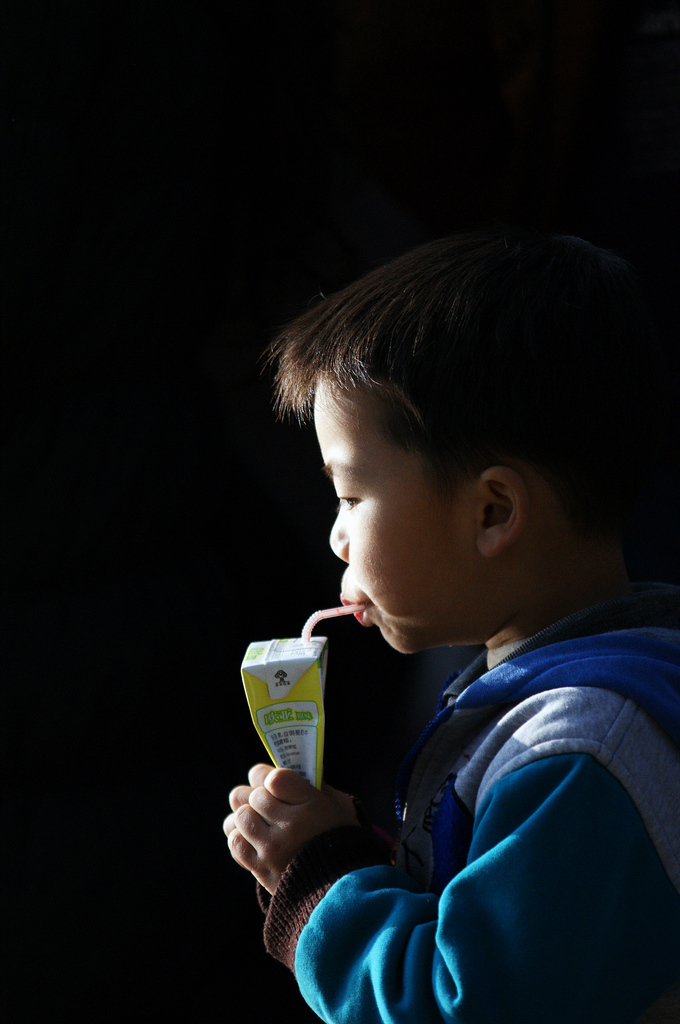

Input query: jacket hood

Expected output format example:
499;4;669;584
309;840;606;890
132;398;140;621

456;628;680;748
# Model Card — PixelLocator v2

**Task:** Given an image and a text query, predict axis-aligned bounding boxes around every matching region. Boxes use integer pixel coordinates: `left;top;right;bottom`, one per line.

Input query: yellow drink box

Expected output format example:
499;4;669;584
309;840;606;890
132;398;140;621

241;636;329;789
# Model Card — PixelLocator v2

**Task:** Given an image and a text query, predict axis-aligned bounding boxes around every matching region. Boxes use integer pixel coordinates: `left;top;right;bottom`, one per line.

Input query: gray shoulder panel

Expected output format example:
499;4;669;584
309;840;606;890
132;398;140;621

457;688;680;895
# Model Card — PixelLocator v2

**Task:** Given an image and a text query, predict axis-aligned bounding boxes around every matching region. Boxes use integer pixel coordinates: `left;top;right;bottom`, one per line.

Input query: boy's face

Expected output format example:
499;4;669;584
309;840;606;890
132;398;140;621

314;383;483;654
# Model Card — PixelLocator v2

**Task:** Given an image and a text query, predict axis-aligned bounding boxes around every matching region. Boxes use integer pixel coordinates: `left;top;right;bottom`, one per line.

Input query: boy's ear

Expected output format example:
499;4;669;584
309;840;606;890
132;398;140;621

475;466;529;558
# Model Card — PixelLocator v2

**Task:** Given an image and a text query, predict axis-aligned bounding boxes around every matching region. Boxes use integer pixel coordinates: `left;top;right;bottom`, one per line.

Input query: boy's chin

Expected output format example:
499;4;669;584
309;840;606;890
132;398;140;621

379;618;472;654
377;622;434;655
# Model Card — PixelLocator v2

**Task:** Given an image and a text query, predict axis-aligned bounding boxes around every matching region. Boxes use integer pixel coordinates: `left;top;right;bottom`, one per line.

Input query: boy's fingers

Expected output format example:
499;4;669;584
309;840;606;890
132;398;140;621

228;784;254;813
247;783;298;823
264;767;316;805
227;827;258;871
248;763;276;789
232;802;270;847
228;763;276;812
223;811;243;838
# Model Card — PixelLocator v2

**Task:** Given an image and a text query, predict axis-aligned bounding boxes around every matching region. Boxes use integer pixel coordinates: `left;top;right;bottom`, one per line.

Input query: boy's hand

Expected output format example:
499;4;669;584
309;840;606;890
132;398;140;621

224;764;360;894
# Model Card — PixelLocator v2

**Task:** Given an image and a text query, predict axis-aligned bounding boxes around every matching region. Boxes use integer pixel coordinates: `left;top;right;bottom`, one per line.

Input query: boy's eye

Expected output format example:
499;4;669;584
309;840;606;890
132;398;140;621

336;497;358;512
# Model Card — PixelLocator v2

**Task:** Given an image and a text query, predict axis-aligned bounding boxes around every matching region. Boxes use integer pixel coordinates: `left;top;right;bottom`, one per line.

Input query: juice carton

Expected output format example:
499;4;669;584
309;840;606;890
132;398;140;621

241;637;328;788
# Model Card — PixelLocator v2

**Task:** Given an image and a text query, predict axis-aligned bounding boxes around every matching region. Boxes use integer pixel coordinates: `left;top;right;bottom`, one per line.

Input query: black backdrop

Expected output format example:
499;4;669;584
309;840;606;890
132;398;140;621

3;2;679;1020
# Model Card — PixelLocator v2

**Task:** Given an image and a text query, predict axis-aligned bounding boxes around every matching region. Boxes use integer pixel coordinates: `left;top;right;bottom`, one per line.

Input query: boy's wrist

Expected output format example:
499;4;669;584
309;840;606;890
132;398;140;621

263;824;393;972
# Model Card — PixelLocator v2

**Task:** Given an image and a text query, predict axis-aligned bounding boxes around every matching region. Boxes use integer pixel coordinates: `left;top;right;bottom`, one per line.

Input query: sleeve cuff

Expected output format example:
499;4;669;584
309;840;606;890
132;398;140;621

263;825;393;972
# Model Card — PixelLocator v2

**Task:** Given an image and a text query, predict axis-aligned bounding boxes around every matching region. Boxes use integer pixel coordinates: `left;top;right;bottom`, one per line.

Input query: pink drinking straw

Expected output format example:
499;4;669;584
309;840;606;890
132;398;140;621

301;604;366;643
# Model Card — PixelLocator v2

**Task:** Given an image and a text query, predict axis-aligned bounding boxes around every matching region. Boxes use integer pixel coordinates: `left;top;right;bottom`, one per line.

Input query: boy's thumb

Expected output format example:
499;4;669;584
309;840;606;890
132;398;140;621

264;767;315;804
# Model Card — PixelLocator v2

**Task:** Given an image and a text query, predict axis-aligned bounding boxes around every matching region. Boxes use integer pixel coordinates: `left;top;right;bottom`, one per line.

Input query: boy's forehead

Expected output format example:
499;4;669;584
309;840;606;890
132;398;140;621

313;382;392;465
314;381;387;441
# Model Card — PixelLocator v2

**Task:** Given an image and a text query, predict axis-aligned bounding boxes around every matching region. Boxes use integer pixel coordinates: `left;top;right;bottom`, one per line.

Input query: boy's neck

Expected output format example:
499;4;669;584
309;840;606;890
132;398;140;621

485;541;632;654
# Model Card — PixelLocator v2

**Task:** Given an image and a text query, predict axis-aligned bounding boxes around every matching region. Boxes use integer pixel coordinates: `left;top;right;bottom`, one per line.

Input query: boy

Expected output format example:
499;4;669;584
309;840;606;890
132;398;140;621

224;230;680;1023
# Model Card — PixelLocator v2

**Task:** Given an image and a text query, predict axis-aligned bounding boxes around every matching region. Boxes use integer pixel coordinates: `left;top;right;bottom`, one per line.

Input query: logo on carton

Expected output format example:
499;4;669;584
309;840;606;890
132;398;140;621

257;700;319;732
262;707;315;726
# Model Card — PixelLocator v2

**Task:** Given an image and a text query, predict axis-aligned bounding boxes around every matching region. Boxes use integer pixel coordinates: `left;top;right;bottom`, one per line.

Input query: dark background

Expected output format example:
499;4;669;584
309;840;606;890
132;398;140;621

2;1;679;1020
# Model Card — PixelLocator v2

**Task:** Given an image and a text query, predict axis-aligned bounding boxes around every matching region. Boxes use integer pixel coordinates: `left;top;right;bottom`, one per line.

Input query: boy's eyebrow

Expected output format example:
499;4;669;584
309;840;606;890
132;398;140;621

322;460;358;481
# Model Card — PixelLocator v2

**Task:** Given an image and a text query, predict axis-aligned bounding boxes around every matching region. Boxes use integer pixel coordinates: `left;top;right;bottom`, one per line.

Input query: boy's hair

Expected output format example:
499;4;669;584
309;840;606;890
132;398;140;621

270;228;666;539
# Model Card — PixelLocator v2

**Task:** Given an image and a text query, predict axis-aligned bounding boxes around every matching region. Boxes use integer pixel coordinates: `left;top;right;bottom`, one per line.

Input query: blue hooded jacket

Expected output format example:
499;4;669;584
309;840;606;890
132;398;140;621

296;626;680;1024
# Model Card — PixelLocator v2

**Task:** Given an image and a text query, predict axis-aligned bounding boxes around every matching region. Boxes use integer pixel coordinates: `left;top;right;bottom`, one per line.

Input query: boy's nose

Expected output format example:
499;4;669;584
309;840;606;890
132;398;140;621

330;515;349;563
